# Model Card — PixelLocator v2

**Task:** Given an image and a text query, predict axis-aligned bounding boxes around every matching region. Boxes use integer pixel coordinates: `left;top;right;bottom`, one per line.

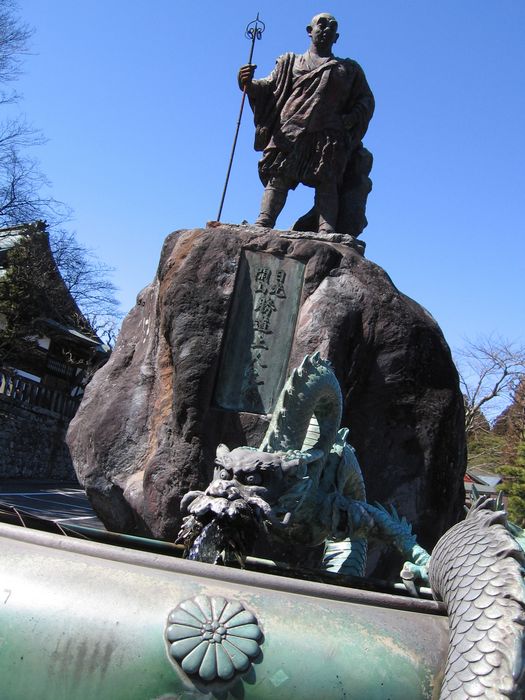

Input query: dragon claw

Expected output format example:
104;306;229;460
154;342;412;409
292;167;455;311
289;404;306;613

400;561;429;594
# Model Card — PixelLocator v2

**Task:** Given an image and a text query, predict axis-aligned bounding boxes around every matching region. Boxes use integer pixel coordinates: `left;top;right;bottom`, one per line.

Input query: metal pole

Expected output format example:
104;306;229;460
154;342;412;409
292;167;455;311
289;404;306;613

216;13;265;222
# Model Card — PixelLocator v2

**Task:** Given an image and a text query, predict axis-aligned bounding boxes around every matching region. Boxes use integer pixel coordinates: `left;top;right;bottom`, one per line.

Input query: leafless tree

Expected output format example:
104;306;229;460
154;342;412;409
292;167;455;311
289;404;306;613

0;3;121;346
1;226;121;364
50;230;122;344
0;125;68;226
0;0;30;103
0;2;69;230
455;336;525;438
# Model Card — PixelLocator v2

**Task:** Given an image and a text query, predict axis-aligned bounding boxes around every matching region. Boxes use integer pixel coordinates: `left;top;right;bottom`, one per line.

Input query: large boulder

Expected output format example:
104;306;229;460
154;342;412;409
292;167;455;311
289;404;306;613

67;225;465;562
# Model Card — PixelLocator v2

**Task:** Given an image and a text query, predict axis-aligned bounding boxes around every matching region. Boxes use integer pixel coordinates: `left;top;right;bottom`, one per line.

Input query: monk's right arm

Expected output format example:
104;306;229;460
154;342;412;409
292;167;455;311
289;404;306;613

238;61;279;96
238;64;257;92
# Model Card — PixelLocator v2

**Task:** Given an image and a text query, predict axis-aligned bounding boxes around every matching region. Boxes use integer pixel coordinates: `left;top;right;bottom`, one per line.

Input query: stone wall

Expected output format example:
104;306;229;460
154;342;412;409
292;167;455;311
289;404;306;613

0;394;77;481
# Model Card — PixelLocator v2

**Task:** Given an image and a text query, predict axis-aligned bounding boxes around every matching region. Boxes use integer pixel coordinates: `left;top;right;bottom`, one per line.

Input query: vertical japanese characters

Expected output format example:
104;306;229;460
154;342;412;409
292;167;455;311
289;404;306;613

243;267;287;394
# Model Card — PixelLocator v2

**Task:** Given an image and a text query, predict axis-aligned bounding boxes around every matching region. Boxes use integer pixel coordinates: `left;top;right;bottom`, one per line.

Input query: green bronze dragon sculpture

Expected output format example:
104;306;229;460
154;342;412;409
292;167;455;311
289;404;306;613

178;353;525;699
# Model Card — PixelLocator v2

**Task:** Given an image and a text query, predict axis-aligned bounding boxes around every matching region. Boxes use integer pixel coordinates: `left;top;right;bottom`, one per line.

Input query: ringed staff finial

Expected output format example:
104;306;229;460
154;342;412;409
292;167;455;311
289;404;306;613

216;13;265;223
245;13;265;64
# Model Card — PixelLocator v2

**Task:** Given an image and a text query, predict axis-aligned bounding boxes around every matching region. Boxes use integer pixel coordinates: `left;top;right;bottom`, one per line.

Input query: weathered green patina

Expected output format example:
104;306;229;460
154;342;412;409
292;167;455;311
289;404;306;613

3;352;524;698
0;520;447;699
214;250;305;414
180;353;525;698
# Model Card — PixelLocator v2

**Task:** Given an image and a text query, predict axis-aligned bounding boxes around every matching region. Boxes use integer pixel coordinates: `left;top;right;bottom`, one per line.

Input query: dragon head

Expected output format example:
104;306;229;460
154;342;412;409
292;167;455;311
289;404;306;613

210;444;307;505
177;443;322;561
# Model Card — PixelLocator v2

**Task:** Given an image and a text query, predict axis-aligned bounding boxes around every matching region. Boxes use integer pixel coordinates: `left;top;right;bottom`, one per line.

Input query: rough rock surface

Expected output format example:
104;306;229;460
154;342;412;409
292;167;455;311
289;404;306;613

67;225;466;564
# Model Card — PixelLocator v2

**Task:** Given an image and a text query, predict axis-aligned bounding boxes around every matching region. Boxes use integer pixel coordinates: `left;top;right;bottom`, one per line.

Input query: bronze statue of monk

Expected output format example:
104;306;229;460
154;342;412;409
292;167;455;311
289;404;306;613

239;13;374;236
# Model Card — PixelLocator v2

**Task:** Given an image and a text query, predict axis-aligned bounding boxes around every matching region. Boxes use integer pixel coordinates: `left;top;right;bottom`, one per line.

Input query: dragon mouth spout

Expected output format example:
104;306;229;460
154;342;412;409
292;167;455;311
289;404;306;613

176;445;305;563
176;355;340;563
177;478;272;564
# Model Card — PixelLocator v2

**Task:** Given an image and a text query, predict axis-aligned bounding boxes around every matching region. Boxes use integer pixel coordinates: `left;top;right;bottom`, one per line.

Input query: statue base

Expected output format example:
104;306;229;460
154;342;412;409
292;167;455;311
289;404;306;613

207;221;366;255
67;223;465;574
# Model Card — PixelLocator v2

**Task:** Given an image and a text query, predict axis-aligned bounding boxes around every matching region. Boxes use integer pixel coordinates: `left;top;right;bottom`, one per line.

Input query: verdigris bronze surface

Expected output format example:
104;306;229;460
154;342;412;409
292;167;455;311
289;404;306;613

214;250;305;414
166;595;263;682
178;353;428;574
239;13;374;235
427;499;525;699
0;516;449;699
179;355;525;699
179;353;372;571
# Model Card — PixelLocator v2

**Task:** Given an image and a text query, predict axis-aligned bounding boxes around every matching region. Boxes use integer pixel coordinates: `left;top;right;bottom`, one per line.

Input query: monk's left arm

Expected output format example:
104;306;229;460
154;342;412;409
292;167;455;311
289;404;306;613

342;63;375;143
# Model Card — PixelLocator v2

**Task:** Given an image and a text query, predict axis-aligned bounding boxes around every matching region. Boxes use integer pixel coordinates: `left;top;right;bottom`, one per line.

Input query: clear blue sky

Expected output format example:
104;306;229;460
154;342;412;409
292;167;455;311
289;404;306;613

9;1;525;354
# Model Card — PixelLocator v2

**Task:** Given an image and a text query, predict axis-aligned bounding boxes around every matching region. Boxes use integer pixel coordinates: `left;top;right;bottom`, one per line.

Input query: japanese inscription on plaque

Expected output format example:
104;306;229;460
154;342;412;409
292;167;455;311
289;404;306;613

214;250;305;414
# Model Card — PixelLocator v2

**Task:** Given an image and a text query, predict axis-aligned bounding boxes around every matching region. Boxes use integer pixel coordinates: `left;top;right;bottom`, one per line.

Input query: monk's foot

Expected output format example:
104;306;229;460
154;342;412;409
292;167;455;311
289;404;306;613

318;225;336;234
254;216;275;227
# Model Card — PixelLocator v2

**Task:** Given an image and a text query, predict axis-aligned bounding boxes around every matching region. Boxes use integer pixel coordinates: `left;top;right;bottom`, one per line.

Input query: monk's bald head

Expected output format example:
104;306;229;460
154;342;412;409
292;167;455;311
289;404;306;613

308;13;338;30
307;13;339;53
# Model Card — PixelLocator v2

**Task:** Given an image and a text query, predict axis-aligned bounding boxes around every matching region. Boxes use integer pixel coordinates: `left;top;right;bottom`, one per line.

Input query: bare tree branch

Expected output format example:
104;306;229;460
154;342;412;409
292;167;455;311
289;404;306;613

0;3;69;231
455;336;525;437
0;0;31;102
49;229;122;344
0;2;121;349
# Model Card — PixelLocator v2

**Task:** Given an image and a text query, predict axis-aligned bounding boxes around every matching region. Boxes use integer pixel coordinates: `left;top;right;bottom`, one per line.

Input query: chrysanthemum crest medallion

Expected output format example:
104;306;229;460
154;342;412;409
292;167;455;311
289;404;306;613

166;595;262;682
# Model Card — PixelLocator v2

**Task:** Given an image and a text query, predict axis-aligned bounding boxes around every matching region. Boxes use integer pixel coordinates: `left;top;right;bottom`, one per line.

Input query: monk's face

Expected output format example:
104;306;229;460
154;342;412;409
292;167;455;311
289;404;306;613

307;13;339;51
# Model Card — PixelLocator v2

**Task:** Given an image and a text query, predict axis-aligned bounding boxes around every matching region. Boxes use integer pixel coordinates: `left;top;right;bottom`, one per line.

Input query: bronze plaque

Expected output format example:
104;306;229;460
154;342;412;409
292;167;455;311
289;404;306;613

214;250;305;414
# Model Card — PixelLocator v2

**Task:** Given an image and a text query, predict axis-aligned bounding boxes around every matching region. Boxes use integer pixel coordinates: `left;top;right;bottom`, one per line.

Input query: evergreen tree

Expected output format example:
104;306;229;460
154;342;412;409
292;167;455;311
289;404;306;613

500;442;525;527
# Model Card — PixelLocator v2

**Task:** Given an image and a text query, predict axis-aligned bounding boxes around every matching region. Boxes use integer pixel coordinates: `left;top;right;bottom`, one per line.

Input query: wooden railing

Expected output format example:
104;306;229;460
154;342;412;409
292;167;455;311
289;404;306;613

0;368;80;419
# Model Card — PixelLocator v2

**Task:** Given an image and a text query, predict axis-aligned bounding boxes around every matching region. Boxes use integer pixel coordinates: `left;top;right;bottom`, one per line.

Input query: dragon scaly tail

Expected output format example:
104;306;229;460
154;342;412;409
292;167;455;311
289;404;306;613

260;352;342;460
429;497;525;699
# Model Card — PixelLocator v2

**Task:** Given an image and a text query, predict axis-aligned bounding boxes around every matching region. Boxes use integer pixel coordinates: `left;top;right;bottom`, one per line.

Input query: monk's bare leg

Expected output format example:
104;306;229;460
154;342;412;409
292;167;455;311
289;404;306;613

255;177;293;228
315;181;339;234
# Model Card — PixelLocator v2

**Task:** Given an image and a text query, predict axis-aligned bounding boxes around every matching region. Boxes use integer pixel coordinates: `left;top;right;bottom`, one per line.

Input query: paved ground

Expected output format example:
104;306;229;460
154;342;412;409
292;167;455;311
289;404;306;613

0;480;104;528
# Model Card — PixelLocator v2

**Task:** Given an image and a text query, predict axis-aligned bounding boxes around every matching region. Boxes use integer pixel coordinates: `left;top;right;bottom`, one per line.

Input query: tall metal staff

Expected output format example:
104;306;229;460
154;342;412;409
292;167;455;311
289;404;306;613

216;13;265;222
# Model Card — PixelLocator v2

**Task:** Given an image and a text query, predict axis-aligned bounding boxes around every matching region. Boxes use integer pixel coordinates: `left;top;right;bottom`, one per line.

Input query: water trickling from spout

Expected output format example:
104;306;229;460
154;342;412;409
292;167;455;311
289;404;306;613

186;521;228;563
